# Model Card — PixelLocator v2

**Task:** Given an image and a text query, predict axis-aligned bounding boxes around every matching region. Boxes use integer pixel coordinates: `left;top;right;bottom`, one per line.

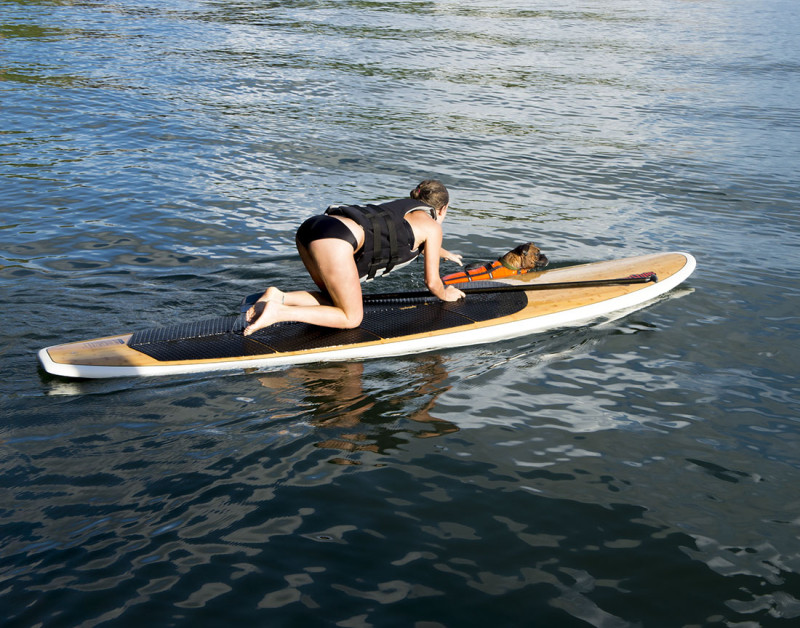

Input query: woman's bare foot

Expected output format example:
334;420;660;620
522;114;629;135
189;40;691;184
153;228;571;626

244;300;281;336
260;286;285;304
245;287;284;326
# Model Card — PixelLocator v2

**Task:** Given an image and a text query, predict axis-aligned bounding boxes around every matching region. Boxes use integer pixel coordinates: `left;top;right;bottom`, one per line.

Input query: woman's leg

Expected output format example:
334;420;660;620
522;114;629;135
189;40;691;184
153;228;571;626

249;214;360;309
255;285;327;308
243;238;363;335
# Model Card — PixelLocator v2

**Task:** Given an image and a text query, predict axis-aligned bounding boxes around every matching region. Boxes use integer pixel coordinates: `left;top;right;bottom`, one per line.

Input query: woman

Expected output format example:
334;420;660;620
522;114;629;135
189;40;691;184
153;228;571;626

243;180;465;336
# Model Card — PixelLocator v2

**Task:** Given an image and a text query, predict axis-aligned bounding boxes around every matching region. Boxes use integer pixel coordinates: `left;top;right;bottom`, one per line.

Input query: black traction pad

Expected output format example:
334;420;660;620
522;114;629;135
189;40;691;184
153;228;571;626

129;289;527;363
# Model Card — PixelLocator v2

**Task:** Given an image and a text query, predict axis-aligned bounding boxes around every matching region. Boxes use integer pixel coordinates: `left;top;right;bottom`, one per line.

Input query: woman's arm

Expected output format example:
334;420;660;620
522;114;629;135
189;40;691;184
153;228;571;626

416;219;465;302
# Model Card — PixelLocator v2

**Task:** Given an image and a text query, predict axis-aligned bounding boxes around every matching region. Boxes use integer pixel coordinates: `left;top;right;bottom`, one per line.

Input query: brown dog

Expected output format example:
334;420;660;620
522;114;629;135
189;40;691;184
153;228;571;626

442;243;549;284
498;242;549;271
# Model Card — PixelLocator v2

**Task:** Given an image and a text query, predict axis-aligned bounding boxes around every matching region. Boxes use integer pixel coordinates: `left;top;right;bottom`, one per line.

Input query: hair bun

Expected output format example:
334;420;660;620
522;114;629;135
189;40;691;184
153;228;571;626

409;179;449;210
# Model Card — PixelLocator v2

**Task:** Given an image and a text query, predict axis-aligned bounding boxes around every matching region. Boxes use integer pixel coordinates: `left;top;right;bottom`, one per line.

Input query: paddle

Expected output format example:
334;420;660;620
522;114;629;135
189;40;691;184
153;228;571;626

240;272;657;310
363;272;658;302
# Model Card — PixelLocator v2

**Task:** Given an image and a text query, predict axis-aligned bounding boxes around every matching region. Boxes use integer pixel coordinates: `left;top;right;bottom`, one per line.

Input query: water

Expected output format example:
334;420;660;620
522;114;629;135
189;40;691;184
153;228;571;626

2;0;799;625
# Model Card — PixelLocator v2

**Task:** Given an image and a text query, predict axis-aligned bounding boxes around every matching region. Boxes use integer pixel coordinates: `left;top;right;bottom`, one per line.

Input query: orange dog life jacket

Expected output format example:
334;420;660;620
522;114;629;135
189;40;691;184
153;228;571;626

442;260;534;285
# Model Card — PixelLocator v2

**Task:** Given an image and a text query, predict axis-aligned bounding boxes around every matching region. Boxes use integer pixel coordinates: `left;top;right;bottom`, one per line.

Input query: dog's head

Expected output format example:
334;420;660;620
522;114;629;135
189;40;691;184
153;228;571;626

500;243;549;270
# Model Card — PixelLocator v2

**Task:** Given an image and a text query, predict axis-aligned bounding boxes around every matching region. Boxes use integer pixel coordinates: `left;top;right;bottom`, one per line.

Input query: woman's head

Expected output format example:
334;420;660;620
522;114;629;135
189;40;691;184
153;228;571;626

410;179;449;211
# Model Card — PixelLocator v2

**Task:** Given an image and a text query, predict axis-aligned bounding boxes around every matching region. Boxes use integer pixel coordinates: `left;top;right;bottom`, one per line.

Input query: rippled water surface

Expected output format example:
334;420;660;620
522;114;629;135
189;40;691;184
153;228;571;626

3;1;800;626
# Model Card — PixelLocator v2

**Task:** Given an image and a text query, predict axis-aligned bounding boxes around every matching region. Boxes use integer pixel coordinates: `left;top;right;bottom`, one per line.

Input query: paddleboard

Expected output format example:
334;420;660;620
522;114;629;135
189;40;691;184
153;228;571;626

38;251;695;379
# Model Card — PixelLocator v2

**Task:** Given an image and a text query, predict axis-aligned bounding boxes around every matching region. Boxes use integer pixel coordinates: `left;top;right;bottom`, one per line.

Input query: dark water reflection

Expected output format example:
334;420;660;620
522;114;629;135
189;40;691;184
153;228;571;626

2;352;774;626
3;0;800;625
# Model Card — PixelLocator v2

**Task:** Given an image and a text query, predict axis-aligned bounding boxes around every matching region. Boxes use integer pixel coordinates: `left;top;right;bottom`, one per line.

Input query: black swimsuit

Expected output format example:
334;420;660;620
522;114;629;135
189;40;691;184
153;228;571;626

295;214;358;251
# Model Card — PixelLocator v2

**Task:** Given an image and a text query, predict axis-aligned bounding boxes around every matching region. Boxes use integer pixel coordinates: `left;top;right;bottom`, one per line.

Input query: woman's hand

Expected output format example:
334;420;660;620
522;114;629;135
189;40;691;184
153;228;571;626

442;285;466;302
440;248;463;266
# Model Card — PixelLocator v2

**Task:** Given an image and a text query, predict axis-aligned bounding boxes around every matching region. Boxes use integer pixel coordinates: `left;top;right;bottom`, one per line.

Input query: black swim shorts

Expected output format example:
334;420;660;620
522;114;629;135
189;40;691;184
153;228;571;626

295;215;358;251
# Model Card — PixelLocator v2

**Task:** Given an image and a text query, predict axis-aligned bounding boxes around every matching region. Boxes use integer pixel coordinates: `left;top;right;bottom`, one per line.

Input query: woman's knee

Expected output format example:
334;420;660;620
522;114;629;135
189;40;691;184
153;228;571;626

342;311;363;329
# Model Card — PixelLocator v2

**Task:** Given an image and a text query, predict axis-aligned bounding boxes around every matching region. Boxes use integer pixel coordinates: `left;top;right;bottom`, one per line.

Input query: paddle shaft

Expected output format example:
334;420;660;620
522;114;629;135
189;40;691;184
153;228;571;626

364;272;658;302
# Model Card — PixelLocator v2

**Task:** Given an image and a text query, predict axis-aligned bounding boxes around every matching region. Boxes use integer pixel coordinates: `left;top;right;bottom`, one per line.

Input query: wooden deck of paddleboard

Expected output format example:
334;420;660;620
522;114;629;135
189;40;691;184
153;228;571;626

39;252;695;378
